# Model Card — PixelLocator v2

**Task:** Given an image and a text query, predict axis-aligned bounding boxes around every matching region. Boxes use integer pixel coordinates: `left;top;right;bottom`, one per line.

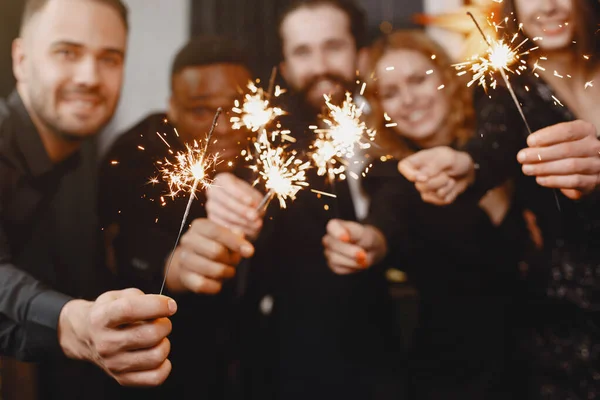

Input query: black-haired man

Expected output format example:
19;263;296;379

99;35;255;399
0;1;178;399
205;2;403;399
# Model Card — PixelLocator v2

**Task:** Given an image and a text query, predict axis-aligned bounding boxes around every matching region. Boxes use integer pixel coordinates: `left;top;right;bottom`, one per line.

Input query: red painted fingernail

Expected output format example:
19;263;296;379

356;250;367;267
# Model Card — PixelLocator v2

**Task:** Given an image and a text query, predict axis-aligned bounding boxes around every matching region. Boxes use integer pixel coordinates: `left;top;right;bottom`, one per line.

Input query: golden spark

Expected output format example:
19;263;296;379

231;77;286;132
158;109;222;295
156;140;218;199
251;132;310;210
311;92;376;180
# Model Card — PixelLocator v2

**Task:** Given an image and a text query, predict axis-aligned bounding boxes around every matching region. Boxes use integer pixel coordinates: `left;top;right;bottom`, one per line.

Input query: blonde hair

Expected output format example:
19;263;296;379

366;30;474;160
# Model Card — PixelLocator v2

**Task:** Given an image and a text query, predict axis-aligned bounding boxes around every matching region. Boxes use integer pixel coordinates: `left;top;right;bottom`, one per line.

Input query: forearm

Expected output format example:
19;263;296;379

0;264;73;360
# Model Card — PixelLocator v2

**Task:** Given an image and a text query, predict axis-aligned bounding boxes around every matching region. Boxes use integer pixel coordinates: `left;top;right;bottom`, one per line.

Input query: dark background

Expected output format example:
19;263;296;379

0;1;25;97
0;0;422;97
190;0;422;80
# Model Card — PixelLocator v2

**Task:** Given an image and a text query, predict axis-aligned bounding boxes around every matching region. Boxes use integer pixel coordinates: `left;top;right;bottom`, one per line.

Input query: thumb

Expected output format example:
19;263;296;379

327;219;366;244
327;219;352;243
399;148;448;182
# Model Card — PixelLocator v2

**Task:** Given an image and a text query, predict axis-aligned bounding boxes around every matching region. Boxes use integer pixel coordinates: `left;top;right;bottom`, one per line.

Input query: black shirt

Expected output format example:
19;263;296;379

99;113;244;399
241;93;401;400
0;90;117;399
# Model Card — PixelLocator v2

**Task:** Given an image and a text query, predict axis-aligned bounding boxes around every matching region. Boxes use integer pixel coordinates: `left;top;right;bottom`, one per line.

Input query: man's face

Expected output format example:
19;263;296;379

168;63;252;160
280;4;358;110
13;0;127;139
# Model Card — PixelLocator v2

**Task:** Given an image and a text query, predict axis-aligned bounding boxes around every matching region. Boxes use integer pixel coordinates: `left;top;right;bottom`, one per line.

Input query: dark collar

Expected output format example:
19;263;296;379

7;90;80;178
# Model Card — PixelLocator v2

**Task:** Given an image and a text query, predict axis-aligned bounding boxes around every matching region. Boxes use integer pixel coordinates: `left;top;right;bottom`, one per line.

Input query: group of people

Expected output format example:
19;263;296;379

0;0;599;399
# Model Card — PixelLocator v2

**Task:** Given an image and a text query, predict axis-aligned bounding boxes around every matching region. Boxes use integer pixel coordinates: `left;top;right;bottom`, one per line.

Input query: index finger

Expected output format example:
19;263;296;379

210;173;262;207
102;295;177;328
190;219;254;257
527;120;596;148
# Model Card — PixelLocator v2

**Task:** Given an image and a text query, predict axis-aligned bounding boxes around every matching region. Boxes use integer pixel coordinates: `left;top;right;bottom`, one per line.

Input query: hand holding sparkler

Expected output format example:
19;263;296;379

322;219;388;275
164;218;254;294
518;120;600;200
158;108;222;295
206;172;265;240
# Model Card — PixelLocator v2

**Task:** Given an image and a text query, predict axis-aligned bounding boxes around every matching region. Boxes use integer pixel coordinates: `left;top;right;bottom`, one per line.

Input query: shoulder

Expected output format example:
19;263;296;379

363;159;417;197
101;113;171;167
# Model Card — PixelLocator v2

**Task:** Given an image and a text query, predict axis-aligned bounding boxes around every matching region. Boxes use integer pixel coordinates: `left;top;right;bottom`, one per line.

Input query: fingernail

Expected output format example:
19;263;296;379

416;174;428;182
168;299;177;314
340;233;350;243
241;244;254;256
356;250;367;267
522;164;533;175
517;151;526;163
246;210;257;220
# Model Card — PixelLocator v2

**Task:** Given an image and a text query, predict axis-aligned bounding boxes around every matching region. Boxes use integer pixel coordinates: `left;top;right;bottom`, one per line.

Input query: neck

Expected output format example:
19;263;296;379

412;124;454;150
534;48;581;80
17;85;81;163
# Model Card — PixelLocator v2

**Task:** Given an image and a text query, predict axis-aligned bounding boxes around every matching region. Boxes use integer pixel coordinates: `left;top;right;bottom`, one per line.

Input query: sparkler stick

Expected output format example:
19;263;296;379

467;12;560;209
467;12;532;135
159;108;222;295
266;66;278;102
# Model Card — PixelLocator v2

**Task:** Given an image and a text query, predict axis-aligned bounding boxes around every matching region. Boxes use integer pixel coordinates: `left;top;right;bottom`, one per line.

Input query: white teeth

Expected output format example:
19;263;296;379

71;100;95;110
407;110;426;122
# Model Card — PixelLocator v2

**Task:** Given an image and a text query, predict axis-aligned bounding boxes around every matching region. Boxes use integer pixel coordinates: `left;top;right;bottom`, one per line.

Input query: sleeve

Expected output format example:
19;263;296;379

98;134;185;293
363;161;521;282
0;225;72;361
462;86;528;199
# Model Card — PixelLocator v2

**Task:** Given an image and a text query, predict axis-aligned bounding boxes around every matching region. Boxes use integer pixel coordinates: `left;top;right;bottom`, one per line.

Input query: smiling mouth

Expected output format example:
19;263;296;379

403;110;427;123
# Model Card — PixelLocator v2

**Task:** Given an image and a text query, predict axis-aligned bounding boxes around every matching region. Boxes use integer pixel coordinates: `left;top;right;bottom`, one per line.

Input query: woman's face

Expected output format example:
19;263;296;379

514;0;574;51
375;48;450;147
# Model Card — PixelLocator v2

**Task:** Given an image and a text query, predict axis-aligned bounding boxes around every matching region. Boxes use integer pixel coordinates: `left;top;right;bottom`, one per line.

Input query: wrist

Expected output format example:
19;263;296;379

57;299;93;361
457;151;476;186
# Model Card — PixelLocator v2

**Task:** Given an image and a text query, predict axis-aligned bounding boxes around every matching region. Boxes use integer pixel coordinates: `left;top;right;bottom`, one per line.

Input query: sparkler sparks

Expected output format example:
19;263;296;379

463;12;562;211
311;93;376;180
231;77;286;132
158;109;222;295
155;140;219;199
250;132;310;210
458;12;535;134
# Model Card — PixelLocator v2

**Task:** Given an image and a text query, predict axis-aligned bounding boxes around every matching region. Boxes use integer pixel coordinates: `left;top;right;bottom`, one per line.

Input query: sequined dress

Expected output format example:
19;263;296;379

468;75;600;399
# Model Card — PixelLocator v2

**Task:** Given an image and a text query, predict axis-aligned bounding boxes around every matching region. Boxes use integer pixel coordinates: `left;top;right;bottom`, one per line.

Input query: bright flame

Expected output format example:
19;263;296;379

154;140;218;199
251;132;310;209
231;81;286;132
311;92;376;179
454;28;535;91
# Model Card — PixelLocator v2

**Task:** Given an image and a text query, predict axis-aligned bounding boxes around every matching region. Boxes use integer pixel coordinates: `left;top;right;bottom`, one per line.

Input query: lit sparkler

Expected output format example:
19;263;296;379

158;108;222;294
250;131;310;211
231;68;286;132
458;12;535;134
311;92;376;181
463;12;562;210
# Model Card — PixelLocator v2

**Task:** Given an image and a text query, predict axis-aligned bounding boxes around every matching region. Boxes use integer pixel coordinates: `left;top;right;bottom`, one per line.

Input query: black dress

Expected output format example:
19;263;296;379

465;75;600;399
363;156;527;400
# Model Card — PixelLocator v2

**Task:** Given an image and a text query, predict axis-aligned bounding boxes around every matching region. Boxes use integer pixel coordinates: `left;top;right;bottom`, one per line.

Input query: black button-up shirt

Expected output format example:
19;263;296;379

0;91;107;361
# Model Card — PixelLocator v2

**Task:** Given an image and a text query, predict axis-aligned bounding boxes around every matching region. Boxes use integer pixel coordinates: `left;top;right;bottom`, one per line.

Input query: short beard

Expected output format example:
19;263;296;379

297;73;355;112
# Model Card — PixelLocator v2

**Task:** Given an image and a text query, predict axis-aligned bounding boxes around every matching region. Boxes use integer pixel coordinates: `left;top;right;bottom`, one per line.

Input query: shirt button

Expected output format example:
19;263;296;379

260;295;274;316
